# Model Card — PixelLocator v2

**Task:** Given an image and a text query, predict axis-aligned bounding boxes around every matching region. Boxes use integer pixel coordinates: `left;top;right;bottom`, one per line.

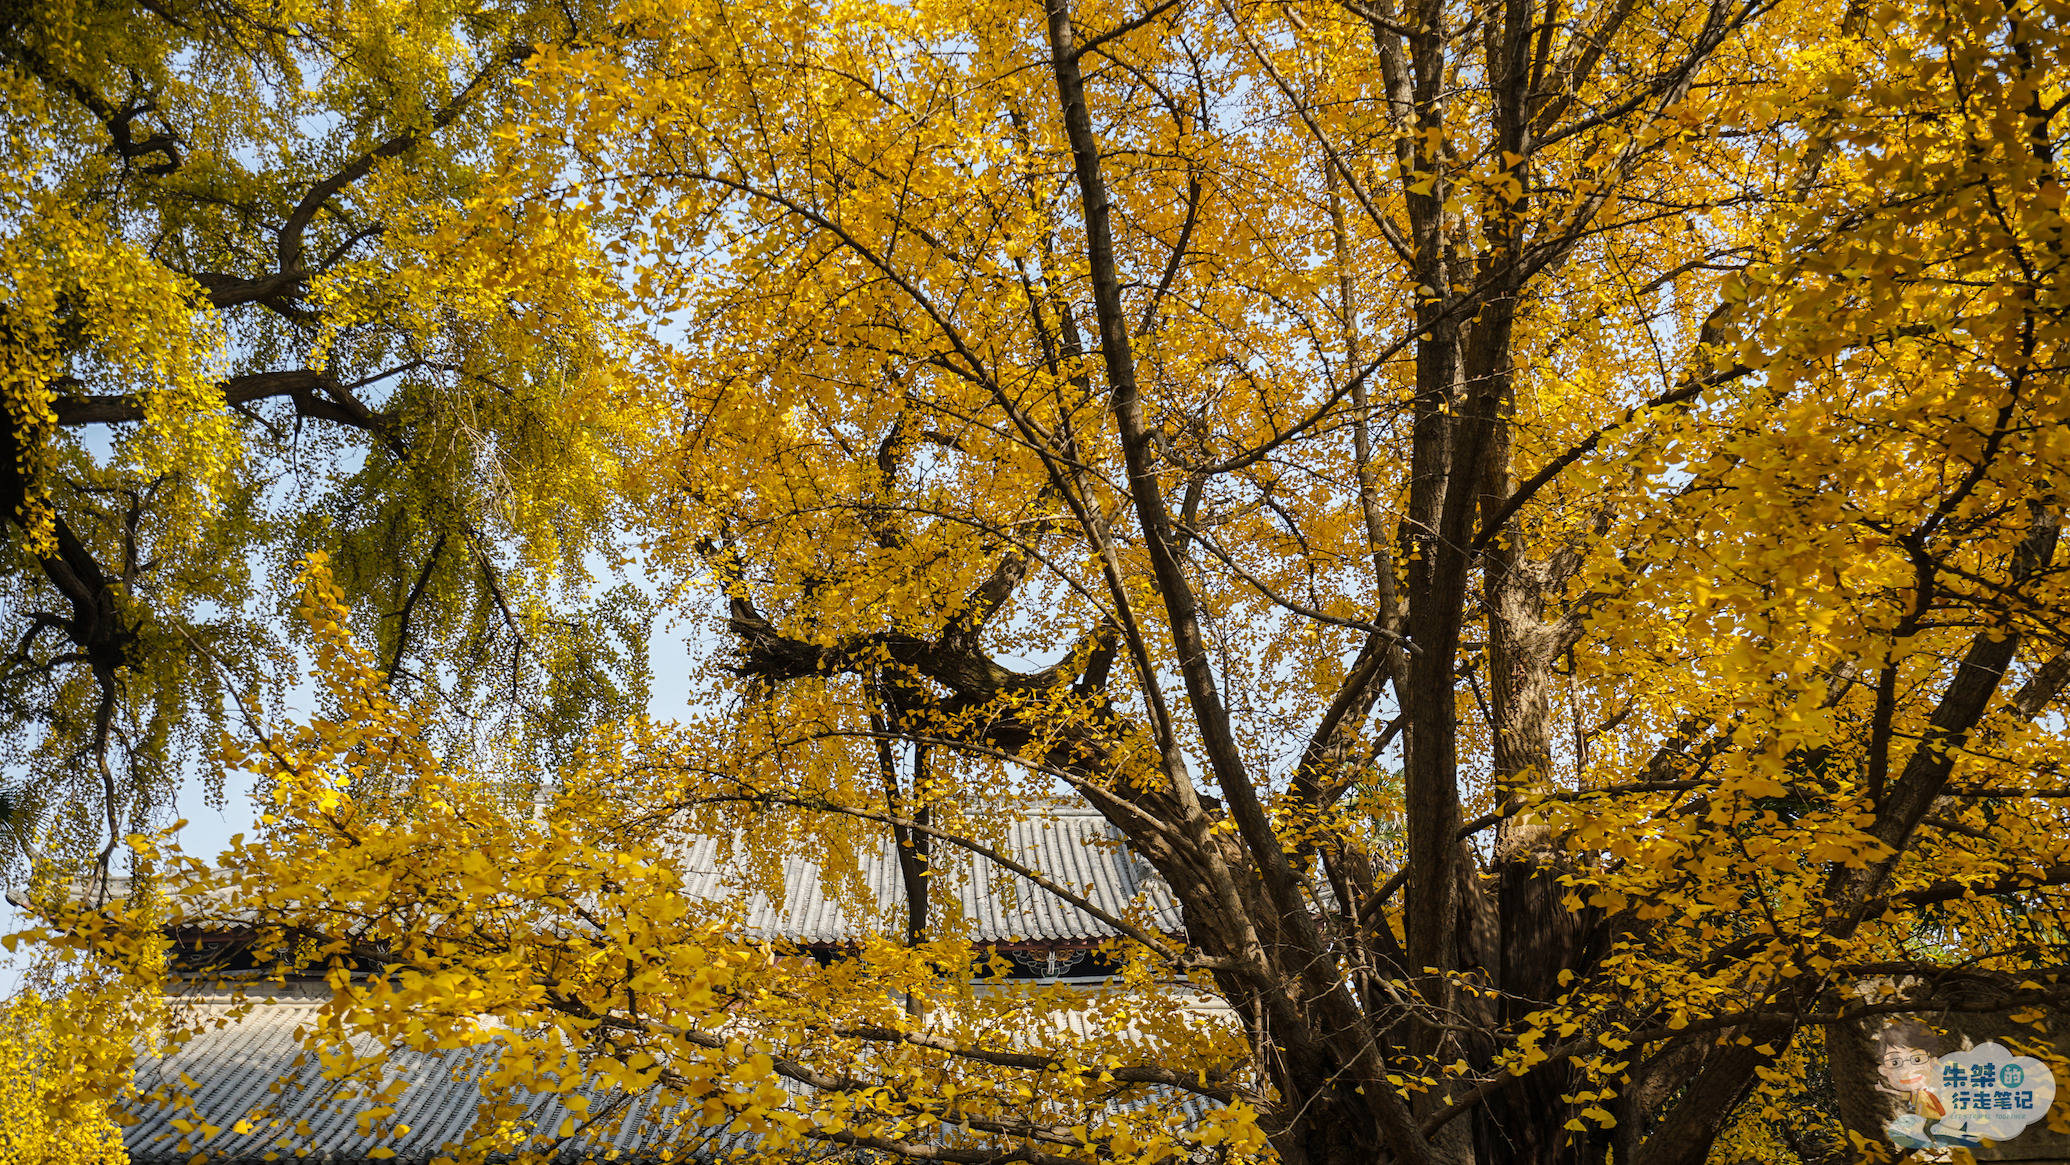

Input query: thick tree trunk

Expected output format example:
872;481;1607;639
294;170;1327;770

717;0;2070;1159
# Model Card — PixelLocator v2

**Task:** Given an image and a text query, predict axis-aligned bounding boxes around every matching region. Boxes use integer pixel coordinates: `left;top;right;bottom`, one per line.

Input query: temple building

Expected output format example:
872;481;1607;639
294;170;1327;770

117;808;1220;1164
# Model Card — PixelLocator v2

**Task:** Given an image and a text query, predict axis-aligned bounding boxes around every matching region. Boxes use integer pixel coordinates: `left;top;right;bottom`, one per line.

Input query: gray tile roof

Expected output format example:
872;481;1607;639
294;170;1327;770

125;983;829;1164
699;808;1184;945
126;980;1228;1164
121;810;1206;1164
92;807;1182;949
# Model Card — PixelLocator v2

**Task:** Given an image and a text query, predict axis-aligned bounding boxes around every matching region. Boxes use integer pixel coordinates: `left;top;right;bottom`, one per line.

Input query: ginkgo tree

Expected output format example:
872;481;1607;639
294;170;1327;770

12;0;2070;1160
0;0;651;884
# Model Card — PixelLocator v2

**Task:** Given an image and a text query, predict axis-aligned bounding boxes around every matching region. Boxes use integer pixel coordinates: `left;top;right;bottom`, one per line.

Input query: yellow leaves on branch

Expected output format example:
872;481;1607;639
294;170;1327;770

0;205;235;555
62;559;1261;1164
0;991;140;1165
5;0;2067;1156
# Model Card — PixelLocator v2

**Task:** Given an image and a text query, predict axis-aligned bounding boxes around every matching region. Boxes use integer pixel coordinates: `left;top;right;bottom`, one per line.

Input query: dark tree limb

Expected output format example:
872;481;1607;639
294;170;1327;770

52;369;386;433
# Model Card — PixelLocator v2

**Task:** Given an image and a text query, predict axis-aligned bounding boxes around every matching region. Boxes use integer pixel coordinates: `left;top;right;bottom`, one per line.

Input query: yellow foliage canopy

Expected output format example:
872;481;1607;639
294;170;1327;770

0;0;653;879
0;989;136;1165
5;0;2069;1160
